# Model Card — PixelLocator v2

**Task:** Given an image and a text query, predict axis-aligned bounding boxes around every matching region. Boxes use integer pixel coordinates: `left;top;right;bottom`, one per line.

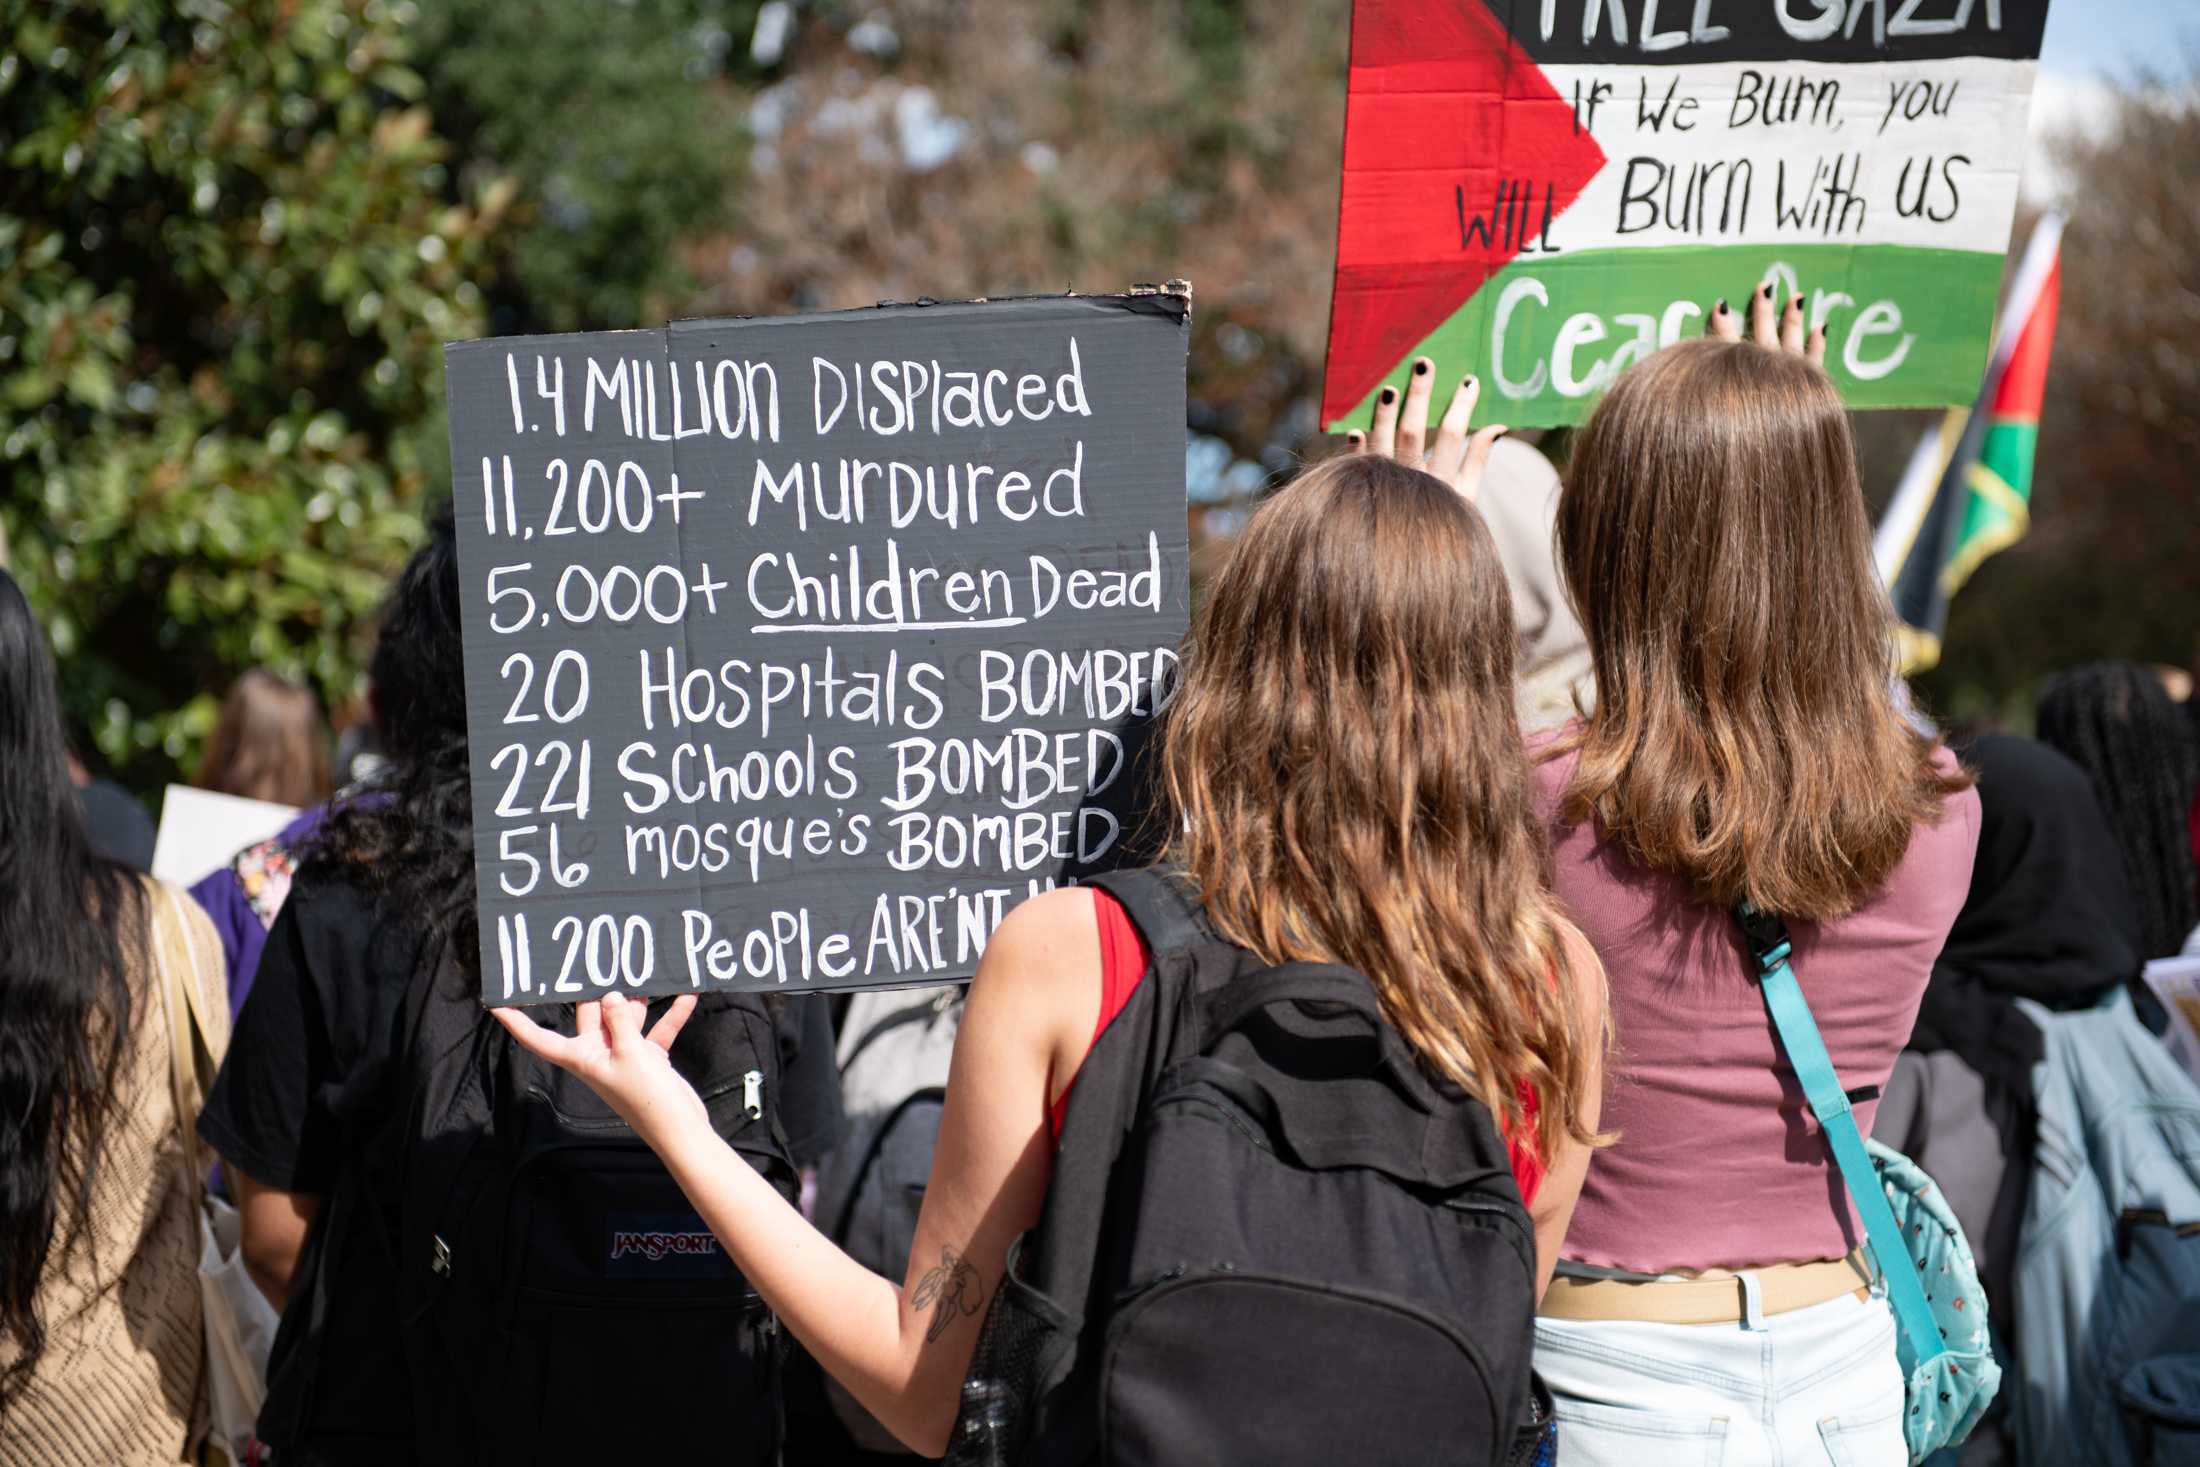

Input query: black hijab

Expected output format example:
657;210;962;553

1906;734;2142;1339
1929;732;2144;1009
1911;733;2141;1141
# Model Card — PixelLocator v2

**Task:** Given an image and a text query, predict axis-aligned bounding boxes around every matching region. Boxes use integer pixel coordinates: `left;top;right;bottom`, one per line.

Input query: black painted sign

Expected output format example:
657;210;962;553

445;293;1191;1006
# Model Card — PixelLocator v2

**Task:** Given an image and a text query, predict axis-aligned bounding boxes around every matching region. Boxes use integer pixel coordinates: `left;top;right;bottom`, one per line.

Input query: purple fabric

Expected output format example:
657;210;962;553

189;806;327;1013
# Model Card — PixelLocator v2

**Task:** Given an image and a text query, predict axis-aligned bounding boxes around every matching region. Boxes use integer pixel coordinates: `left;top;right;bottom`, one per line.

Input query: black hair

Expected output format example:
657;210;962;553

0;569;142;1405
313;500;479;970
2036;662;2200;961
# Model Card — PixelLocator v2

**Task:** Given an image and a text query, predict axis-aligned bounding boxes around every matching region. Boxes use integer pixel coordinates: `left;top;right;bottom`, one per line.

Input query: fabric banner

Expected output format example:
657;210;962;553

1323;0;2052;430
1875;213;2062;672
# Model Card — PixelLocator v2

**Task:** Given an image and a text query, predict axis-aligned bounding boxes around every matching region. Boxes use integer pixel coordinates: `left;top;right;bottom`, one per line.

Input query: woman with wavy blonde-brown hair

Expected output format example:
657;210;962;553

1163;453;1604;1190
1377;288;1981;1467
492;439;1606;1460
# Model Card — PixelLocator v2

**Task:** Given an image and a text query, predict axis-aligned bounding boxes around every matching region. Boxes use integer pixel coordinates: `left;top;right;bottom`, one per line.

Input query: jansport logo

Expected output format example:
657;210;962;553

609;1229;721;1263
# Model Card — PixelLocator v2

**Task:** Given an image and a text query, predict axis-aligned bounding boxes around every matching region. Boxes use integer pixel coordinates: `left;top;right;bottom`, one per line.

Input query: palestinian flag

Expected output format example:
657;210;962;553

1321;0;2052;431
1873;214;2063;673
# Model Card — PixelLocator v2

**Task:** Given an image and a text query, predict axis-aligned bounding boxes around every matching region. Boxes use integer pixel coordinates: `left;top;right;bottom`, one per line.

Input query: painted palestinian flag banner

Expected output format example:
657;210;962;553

1874;215;2062;672
1322;0;2052;431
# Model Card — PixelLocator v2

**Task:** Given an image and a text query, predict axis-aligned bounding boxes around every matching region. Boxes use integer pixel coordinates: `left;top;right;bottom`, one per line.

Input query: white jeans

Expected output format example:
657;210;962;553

1534;1287;1906;1467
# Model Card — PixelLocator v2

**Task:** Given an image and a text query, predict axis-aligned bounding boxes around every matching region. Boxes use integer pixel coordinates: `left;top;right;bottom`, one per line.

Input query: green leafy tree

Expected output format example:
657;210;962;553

1;0;502;788
408;0;759;336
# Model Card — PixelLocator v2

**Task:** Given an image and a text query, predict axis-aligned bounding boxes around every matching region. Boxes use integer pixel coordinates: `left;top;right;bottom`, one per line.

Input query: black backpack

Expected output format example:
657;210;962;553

382;953;800;1465
948;867;1546;1466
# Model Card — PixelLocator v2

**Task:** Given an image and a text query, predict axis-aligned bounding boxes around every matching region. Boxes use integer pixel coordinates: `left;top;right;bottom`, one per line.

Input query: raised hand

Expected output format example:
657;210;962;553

1344;357;1509;504
492;992;710;1149
1709;281;1827;366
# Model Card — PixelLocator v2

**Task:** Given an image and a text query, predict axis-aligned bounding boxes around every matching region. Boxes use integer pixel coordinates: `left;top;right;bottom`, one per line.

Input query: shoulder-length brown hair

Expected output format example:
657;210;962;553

1162;454;1600;1160
198;669;332;808
1553;338;1969;921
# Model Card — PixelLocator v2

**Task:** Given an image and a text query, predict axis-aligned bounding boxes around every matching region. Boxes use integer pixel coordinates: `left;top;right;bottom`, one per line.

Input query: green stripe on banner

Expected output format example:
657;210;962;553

1324;244;2005;431
1943;417;2038;589
1976;416;2038;501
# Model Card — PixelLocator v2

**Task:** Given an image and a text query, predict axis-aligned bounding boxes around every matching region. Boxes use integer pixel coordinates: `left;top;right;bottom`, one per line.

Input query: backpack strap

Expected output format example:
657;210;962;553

1198;962;1381;1035
1037;870;1192;1190
146;880;222;1185
1083;869;1440;1103
1731;904;1946;1366
1198;962;1444;1114
1087;864;1213;959
991;870;1212;1457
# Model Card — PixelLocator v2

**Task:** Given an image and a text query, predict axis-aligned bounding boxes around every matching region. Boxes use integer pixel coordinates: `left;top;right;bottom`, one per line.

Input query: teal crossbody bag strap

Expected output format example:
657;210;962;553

1732;904;1947;1365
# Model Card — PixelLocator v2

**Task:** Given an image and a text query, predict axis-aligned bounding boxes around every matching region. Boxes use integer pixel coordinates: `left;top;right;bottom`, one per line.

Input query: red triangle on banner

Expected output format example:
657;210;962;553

1321;0;1606;427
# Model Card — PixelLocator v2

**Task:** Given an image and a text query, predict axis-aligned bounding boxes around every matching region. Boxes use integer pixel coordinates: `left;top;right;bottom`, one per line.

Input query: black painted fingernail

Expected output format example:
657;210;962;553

1761;283;1774;298
1380;386;1397;404
1464;375;1477;391
1716;298;1729;314
1413;359;1430;376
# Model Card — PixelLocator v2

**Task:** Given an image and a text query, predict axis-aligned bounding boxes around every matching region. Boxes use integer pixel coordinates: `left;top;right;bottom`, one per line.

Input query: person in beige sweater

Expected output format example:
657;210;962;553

1474;435;1595;733
0;569;229;1467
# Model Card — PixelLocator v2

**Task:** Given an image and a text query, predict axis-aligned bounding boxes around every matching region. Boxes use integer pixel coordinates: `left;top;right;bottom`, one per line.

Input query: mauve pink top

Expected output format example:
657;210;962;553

1537;733;1980;1271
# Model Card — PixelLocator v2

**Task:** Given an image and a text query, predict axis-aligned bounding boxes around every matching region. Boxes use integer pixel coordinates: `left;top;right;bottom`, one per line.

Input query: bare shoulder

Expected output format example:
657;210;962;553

970;886;1102;1011
979;886;1100;970
965;886;1104;1088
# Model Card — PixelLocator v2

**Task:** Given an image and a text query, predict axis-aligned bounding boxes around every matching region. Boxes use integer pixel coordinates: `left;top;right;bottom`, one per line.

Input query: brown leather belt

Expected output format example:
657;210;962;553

1538;1251;1873;1326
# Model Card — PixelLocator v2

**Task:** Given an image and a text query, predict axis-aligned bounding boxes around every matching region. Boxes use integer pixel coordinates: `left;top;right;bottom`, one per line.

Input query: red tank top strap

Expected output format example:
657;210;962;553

1508;1087;1543;1208
1046;889;1151;1142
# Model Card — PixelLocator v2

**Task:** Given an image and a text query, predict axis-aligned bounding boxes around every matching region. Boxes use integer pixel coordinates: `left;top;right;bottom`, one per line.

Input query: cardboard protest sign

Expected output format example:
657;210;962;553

1322;0;2051;430
446;293;1191;1006
152;785;301;886
2144;956;2200;1087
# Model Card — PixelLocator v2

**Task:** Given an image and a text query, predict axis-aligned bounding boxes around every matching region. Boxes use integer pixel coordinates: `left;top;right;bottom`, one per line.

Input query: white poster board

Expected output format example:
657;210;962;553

151;785;300;887
2142;955;2200;1086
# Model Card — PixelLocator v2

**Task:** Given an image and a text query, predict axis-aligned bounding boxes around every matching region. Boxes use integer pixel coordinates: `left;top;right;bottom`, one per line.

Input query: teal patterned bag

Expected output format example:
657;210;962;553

1735;905;2001;1465
1864;1137;1999;1459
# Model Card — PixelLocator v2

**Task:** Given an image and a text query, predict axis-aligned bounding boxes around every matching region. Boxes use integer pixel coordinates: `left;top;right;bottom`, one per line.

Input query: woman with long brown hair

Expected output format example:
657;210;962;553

493;446;1606;1458
195;669;332;809
0;570;232;1465
1377;290;1978;1465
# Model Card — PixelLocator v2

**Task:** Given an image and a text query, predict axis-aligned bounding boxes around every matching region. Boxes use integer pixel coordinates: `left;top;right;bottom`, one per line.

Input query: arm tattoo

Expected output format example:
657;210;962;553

910;1245;985;1343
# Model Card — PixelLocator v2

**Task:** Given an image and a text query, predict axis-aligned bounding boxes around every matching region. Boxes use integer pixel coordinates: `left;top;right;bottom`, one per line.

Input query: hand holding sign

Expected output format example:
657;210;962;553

494;994;707;1148
1349;360;1508;504
1711;281;1827;366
